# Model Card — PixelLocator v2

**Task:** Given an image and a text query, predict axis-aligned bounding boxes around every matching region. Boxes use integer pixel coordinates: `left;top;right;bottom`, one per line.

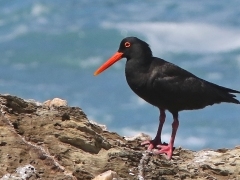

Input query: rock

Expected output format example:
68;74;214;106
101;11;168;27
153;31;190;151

93;170;119;180
123;133;152;142
0;94;239;180
43;98;68;109
0;164;36;180
89;120;108;131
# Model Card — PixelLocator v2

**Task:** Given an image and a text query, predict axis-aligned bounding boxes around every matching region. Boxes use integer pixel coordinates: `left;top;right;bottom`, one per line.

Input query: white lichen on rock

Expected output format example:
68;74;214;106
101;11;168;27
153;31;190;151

0;164;36;180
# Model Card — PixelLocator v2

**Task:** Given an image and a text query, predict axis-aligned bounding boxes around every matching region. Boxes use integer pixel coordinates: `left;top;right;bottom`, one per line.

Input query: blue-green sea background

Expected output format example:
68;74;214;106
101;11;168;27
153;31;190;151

1;0;239;150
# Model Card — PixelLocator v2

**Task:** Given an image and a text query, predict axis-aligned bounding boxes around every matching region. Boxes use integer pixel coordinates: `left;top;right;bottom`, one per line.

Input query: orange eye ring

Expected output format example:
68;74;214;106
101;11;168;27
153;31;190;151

124;42;131;47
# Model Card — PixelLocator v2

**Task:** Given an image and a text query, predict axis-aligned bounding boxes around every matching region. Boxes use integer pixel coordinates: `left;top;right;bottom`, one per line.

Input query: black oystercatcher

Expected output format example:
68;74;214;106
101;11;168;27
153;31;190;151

94;37;240;159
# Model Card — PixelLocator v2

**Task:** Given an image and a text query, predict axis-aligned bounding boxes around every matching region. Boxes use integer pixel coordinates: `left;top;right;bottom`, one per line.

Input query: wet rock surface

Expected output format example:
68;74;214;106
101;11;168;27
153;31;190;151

0;94;239;180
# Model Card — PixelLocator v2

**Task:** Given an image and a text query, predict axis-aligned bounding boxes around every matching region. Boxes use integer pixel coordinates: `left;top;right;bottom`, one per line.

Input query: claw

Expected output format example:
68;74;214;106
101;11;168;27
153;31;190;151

141;140;173;159
156;144;173;159
141;139;162;150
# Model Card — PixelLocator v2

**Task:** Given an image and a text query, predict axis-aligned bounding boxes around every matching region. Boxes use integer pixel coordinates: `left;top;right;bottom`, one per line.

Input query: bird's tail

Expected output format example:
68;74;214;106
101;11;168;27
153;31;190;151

209;82;240;104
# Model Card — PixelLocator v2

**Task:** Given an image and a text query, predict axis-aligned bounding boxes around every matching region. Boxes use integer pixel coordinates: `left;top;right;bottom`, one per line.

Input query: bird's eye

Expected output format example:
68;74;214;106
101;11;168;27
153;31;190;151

124;42;131;48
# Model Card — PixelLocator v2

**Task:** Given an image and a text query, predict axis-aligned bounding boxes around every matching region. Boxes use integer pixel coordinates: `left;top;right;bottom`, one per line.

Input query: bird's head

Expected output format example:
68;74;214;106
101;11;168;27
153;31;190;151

94;37;152;76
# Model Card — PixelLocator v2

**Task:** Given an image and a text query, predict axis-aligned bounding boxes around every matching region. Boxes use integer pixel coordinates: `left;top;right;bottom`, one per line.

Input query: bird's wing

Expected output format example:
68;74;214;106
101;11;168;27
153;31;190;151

150;60;204;94
152;66;209;98
150;59;239;109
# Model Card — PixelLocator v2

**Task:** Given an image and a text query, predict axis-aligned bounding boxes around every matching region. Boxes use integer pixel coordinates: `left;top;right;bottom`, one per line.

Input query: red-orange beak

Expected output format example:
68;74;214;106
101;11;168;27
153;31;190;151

94;52;124;76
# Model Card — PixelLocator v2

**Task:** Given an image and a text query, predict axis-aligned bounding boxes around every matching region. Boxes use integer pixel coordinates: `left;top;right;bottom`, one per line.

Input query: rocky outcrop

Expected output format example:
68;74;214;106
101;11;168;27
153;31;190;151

0;94;239;180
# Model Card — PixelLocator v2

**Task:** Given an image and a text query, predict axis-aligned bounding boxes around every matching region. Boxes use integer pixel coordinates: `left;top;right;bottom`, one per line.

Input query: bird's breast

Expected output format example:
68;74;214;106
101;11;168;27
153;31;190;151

124;58;166;107
125;68;159;106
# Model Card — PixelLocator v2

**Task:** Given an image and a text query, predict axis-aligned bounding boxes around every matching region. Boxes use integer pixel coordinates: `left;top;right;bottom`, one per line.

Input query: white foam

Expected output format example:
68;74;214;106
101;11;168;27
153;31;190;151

136;98;148;106
101;21;240;53
121;96;147;109
178;136;206;147
206;72;223;80
102;114;113;123
31;3;48;17
86;107;114;124
0;24;28;42
79;56;103;69
180;55;221;69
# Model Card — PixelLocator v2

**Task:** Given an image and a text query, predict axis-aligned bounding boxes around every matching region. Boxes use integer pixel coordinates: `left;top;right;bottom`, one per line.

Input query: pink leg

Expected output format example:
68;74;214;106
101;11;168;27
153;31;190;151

157;113;179;159
141;109;166;150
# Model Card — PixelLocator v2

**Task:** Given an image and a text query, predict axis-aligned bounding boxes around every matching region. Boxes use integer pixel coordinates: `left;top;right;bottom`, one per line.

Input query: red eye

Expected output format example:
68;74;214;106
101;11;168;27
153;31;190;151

125;42;131;47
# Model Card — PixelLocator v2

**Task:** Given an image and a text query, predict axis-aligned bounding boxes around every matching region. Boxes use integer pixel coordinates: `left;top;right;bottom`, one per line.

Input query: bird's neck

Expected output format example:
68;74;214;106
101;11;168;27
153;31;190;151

125;56;152;94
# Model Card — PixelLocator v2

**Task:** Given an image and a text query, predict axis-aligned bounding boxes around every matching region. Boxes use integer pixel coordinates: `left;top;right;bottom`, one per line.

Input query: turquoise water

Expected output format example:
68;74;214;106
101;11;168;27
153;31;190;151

0;0;239;150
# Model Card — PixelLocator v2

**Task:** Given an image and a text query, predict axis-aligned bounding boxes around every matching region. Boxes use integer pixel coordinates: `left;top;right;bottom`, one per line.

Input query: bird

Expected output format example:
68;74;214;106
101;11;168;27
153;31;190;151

94;37;240;159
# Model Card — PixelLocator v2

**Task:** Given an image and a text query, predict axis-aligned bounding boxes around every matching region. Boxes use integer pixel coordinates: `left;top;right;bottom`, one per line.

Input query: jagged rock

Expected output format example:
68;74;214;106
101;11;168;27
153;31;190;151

0;94;239;180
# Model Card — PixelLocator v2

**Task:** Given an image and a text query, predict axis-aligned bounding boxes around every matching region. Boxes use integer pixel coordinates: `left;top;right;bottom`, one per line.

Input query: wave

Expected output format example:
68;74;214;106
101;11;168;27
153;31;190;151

101;21;240;54
31;3;49;17
79;56;103;69
0;24;28;43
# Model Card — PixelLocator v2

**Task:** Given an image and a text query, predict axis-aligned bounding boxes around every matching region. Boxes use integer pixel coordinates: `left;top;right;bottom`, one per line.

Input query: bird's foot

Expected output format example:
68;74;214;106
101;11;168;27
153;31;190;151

141;140;173;159
141;140;168;151
155;144;173;160
141;140;155;150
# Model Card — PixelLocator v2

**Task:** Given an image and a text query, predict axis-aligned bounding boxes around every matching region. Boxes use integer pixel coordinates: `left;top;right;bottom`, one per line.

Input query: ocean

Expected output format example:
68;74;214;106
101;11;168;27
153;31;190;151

0;0;239;150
